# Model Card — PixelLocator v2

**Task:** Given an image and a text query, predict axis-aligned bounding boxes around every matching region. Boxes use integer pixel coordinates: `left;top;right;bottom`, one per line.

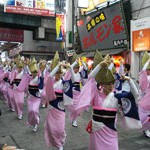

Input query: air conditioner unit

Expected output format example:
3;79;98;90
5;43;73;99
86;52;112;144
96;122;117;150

35;27;45;39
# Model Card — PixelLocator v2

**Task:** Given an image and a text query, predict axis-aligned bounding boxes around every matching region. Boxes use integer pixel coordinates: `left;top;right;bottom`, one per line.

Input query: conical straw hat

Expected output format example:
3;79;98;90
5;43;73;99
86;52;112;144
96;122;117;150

142;51;150;67
104;54;110;61
97;66;115;84
39;60;46;70
14;55;21;64
30;64;38;73
51;51;60;71
93;50;104;69
16;60;24;68
71;53;78;64
71;53;79;68
30;57;38;73
94;52;114;84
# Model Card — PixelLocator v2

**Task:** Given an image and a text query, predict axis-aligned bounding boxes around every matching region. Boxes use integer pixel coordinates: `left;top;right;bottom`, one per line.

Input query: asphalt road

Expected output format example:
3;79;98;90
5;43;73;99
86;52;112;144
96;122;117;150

0;98;150;150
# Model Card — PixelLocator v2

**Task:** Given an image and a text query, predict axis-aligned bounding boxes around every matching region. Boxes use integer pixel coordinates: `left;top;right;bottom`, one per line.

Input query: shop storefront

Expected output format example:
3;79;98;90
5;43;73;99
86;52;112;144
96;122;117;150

131;17;150;79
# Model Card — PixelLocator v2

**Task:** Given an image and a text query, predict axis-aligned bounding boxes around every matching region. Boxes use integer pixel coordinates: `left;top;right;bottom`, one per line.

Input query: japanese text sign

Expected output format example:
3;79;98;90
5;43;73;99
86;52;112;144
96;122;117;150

131;17;150;52
0;27;24;42
77;2;128;51
5;0;55;17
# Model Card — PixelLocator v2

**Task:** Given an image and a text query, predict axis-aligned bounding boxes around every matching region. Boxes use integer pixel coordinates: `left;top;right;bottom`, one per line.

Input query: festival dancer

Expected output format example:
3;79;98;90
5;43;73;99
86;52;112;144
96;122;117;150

27;58;42;132
12;58;29;120
138;52;150;137
73;52;141;150
68;54;88;127
44;52;72;150
38;60;47;108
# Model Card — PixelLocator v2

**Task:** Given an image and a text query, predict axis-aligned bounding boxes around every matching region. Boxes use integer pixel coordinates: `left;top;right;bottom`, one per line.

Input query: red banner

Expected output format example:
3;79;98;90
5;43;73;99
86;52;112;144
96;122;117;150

5;6;55;17
0;28;24;42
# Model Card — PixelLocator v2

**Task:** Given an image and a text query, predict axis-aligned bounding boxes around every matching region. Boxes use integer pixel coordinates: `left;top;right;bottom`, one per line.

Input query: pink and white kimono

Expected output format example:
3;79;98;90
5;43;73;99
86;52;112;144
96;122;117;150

67;61;88;122
38;69;48;107
76;78;119;150
6;69;15;110
75;65;140;150
44;65;66;149
27;75;41;127
138;66;150;130
12;70;29;118
0;70;9;102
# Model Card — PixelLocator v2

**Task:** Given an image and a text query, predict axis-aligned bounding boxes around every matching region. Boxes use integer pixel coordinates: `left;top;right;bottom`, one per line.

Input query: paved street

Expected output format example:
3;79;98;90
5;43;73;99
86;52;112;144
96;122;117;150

0;98;150;150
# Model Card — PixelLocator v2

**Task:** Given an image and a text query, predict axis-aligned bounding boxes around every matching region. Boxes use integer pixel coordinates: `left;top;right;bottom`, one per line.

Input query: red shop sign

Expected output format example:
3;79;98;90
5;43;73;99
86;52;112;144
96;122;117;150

0;28;24;42
5;6;55;17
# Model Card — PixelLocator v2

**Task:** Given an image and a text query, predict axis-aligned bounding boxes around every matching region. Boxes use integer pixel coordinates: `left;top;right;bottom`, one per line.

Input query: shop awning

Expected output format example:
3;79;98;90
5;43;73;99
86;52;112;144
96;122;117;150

78;49;126;57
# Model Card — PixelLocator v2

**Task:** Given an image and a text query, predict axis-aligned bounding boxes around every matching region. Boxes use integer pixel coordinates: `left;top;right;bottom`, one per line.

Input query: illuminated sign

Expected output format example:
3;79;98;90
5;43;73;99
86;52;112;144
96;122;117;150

5;0;55;17
131;17;150;52
77;2;128;51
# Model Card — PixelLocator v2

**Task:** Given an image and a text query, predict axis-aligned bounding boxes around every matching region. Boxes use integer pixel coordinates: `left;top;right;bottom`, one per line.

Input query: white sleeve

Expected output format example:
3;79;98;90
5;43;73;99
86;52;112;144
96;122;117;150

142;60;150;71
71;61;78;68
88;65;101;78
118;64;124;75
82;61;88;70
129;78;139;101
26;65;31;74
70;61;78;82
49;65;59;77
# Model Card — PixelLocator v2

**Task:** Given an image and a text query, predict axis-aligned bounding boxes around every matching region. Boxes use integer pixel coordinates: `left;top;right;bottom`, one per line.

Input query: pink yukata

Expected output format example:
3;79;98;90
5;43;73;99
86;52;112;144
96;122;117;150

74;64;139;150
27;75;41;127
138;61;150;130
0;69;10;103
44;65;67;149
67;61;88;122
12;69;29;118
6;69;15;111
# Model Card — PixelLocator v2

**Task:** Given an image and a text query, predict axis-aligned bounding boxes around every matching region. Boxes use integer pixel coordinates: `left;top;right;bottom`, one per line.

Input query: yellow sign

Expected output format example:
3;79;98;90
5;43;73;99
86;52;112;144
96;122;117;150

81;0;107;14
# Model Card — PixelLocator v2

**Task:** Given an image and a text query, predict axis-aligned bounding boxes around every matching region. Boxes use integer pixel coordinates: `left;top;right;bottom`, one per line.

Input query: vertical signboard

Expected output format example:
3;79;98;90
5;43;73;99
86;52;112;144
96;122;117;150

131;17;150;52
77;2;128;51
56;14;65;41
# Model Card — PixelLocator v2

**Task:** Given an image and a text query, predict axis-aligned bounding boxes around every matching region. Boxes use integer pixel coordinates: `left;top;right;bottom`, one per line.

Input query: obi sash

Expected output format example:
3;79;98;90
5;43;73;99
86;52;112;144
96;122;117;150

115;73;122;91
28;85;40;98
92;106;117;131
80;69;88;79
3;77;10;83
13;79;21;86
73;82;80;91
49;91;65;112
39;76;44;90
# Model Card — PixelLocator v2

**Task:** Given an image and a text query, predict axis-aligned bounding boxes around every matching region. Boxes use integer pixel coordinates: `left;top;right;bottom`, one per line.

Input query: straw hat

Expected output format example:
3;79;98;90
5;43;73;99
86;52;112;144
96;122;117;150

51;51;62;73
16;60;24;68
98;66;115;85
14;55;21;64
30;57;38;73
71;53;79;68
93;50;114;84
93;50;104;69
142;51;150;69
39;60;46;70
